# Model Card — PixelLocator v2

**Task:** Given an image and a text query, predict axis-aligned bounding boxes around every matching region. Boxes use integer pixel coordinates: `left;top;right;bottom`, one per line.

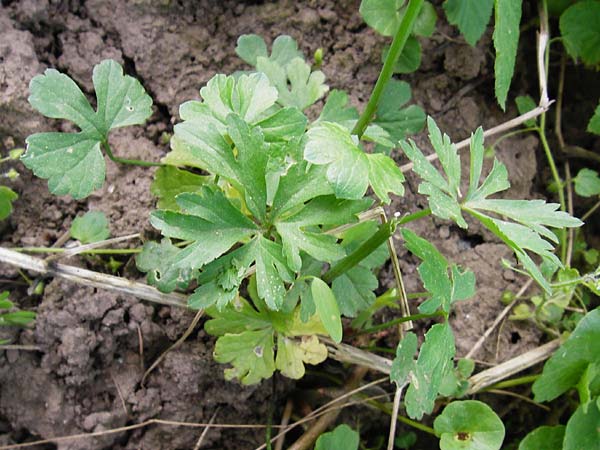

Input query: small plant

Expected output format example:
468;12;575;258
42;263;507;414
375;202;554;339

0;291;35;344
6;0;597;449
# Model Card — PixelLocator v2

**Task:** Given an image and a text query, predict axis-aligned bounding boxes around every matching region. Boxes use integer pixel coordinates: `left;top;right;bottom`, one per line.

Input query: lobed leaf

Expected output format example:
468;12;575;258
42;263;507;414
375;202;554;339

136;238;196;293
574;168;600;197
315;424;359;450
70;211;110;244
560;1;600;66
23;60;153;198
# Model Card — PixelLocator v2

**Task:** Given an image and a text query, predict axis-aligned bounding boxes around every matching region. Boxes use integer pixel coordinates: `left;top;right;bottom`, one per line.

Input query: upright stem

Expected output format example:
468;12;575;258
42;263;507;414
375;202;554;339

323;220;397;283
102;141;163;167
352;0;424;138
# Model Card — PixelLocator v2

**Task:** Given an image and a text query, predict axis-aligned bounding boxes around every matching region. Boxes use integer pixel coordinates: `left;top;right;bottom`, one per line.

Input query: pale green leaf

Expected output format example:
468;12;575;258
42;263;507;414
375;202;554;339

574;168;600;197
275;334;327;379
560;1;600;66
318;89;359;127
136;238;196;293
390;332;417;386
315;424;359;450
367;153;405;203
434;400;505;450
235;34;268;66
213;328;275;385
405;322;456;419
443;0;494;46
0;186;18;220
150;166;208;210
360;0;436;37
518;426;565;450
311;278;342;343
23;60;152;198
70;211;110;243
304;122;370;200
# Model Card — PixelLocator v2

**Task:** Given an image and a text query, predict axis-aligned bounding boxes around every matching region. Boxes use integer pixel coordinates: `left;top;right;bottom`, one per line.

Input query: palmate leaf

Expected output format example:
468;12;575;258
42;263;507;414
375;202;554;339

136;238;196;293
236;34;328;110
402;229;475;314
205;295;328;384
22;60;153;199
401;117;582;294
304;122;405;203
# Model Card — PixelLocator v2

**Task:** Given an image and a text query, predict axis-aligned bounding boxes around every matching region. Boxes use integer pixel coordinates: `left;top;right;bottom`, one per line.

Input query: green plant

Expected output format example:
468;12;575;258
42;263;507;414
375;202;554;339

0;291;35;343
0;148;23;220
11;0;597;449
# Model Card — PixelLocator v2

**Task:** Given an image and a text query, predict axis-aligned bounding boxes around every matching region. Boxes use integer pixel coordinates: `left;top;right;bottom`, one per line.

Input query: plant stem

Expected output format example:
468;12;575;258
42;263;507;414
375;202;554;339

101;141;163;167
357;311;445;335
485;374;540;391
581;199;600;222
351;0;424;138
396;208;431;225
368;400;437;436
15;247;141;255
323;220;397;284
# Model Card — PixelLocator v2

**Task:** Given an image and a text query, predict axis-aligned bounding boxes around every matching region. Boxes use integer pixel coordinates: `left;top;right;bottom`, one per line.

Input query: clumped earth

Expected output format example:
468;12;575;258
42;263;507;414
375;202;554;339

0;1;551;448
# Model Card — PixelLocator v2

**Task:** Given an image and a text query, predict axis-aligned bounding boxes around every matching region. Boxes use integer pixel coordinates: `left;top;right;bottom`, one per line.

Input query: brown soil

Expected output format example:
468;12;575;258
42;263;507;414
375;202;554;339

0;1;557;448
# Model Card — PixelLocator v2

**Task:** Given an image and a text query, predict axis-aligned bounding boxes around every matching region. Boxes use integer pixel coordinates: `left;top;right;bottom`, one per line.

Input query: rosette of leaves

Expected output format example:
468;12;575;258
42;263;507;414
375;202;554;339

401;117;582;293
137;39;407;359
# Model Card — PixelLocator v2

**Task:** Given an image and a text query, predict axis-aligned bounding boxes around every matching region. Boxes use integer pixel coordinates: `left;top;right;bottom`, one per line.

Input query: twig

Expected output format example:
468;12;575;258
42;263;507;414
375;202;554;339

286;366;368;450
465;279;533;359
45;233;141;261
0;247;188;308
387;385;406;450
136;324;145;372
400;105;553;173
141;308;204;386
466;339;560;394
0;344;41;351
193;408;220;450
274;399;293;450
109;370;129;417
537;5;551;109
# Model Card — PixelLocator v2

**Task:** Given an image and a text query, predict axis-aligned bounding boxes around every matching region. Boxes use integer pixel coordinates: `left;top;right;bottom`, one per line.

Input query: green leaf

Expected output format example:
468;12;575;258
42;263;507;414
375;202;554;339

560;1;600;66
574;168;600;197
367;153;405;203
564;402;600;450
150;166;208;210
360;0;437;37
402;229;475;313
373;80;425;153
0;310;36;327
213;328;275;385
434;400;505;450
136;238;196;293
255;236;294;310
493;0;522;110
403;117;581;294
23;60;153;198
515;95;538;127
255;107;307;142
588;102;600;135
150;186;258;271
388;37;422;74
318;89;360;127
315;424;360;450
304;122;370;200
390;332;418;386
443;0;494;46
518;425;565;450
276;196;370;271
311;278;342;343
0;186;18;220
533;308;600;402
236;34;303;68
70;211;110;244
405;322;456;419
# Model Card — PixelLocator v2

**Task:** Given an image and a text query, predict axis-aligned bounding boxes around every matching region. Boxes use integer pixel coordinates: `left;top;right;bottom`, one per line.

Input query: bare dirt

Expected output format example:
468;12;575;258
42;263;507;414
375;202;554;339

0;1;556;448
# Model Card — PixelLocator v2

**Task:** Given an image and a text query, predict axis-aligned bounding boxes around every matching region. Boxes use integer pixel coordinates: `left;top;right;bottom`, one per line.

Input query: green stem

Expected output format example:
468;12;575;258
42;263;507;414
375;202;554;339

102;141;163;167
351;0;424;138
323;220;397;283
15;247;141;255
484;374;540;391
368;400;437;436
357;311;445;335
490;127;538;150
581;199;600;222
396;208;431;225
